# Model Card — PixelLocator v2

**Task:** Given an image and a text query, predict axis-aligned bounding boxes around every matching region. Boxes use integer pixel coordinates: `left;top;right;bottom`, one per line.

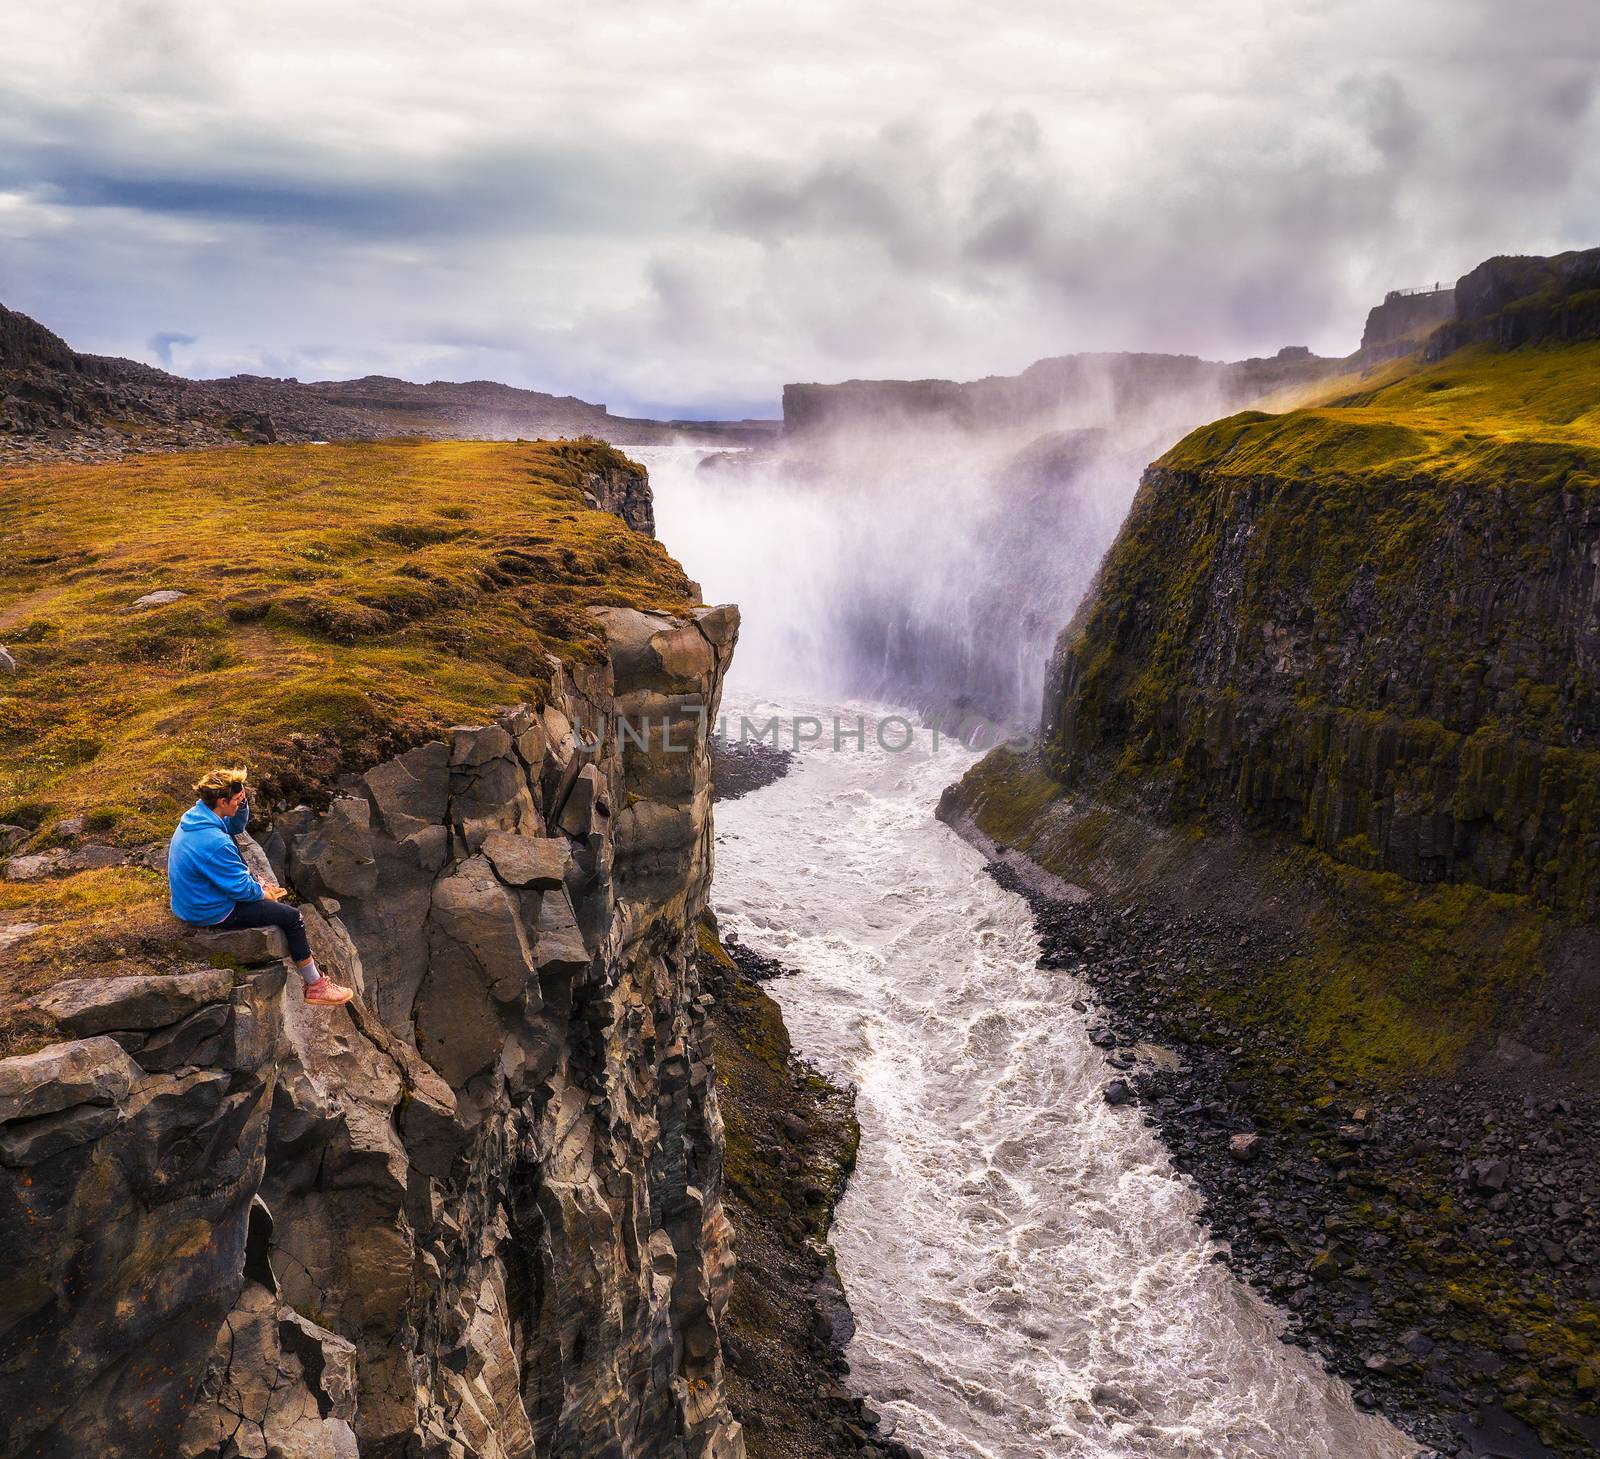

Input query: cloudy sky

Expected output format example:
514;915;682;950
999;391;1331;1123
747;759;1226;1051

2;1;1596;417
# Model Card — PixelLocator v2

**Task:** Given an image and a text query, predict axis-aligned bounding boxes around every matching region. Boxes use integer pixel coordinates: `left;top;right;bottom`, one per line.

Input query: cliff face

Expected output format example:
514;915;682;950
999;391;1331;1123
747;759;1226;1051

1426;249;1600;358
781;347;1347;439
0;437;754;1459
1043;460;1600;916
0;604;741;1459
1358;287;1455;359
1037;289;1600;917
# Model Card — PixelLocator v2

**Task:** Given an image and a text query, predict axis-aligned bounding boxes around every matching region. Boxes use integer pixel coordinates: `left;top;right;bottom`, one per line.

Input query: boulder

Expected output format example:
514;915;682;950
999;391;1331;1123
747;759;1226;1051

178;1282;359;1459
192;923;290;965
291;796;378;900
0;1035;143;1122
0;646;15;673
39;967;235;1037
428;857;538;1003
130;589;187;609
363;741;449;841
0;1100;121;1164
1228;1132;1263;1163
556;764;606;837
128;1003;234;1073
480;830;571;890
1103;1079;1133;1106
450;725;539;850
693;603;739;650
0;921;40;954
536;888;592;975
1470;1157;1512;1193
5;844;134;881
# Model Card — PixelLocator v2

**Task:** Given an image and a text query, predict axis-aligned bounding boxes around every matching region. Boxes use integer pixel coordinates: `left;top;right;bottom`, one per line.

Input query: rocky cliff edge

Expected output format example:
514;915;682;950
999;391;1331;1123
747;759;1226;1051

1;604;743;1459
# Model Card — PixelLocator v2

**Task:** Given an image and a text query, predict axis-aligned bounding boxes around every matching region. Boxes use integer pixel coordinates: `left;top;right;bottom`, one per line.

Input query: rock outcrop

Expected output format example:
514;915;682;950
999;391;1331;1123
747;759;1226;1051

1040;452;1600;915
578;455;657;537
1032;254;1600;916
0;603;745;1459
1358;286;1455;359
1425;248;1600;357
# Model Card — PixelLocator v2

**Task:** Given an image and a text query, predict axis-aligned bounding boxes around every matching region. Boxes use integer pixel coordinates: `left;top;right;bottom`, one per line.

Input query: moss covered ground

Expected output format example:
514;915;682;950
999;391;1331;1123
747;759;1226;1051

0;438;693;1030
1161;342;1600;487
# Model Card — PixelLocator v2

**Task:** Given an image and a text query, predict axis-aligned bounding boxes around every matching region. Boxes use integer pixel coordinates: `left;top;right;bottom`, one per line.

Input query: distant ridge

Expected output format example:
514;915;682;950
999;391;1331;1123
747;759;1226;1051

0;303;777;462
781;344;1351;436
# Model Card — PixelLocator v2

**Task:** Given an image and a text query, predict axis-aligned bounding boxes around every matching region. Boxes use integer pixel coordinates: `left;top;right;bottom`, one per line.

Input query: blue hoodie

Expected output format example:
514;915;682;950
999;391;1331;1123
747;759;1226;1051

168;800;263;925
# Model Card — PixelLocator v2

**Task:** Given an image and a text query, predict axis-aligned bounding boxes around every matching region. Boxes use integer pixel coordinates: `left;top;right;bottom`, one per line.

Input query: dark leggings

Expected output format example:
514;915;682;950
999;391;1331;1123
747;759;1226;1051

217;898;312;966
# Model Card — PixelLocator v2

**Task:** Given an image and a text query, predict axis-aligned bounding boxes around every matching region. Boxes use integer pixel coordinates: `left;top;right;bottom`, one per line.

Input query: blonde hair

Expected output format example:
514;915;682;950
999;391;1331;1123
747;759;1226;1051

195;766;249;808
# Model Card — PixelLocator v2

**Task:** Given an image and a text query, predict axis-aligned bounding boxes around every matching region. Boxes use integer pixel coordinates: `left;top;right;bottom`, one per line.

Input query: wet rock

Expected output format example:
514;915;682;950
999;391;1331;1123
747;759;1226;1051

1104;1079;1133;1106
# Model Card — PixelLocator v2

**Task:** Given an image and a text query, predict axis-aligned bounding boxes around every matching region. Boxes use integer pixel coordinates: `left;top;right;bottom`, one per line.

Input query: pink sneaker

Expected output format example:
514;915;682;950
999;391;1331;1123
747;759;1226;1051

304;977;354;1007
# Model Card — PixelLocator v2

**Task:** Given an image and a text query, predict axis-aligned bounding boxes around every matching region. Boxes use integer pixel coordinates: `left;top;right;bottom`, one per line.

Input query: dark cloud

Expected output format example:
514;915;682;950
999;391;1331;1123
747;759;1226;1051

0;0;1596;415
148;330;195;365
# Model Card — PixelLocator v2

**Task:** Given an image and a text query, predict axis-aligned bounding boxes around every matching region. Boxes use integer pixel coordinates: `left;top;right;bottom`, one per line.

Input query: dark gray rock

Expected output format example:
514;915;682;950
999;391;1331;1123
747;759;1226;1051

363;741;449;841
39;968;234;1037
0;1036;143;1122
291;796;378;900
480;830;571;890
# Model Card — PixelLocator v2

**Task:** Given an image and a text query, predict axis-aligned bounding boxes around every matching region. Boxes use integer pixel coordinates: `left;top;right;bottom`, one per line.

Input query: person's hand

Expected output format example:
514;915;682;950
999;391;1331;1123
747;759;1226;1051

263;882;288;902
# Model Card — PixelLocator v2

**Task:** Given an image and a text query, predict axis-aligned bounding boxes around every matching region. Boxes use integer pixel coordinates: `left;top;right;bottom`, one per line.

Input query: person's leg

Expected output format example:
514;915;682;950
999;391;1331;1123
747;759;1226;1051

217;898;314;972
215;900;350;1002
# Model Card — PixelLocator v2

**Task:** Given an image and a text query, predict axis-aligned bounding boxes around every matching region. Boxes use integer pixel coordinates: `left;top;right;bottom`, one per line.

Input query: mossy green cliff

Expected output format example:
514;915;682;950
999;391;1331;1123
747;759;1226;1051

1042;338;1600;917
948;246;1600;1082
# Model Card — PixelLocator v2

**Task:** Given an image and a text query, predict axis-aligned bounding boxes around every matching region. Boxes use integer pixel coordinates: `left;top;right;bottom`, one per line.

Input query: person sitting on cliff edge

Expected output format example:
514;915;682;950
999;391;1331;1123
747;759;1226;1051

168;767;354;1007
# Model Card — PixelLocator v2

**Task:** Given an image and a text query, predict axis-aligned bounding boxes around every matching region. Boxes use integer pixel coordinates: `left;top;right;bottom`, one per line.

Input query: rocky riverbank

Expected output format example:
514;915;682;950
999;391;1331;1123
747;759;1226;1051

978;858;1600;1459
704;730;918;1459
700;927;931;1459
710;736;796;803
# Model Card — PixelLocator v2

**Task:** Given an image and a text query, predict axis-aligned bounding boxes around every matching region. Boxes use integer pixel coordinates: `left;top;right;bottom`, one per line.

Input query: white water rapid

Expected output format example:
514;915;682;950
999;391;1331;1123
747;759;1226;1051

645;447;1416;1459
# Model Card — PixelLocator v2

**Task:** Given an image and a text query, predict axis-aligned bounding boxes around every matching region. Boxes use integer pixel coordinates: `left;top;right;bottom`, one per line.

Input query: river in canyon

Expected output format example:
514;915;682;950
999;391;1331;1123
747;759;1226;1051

647;449;1415;1459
